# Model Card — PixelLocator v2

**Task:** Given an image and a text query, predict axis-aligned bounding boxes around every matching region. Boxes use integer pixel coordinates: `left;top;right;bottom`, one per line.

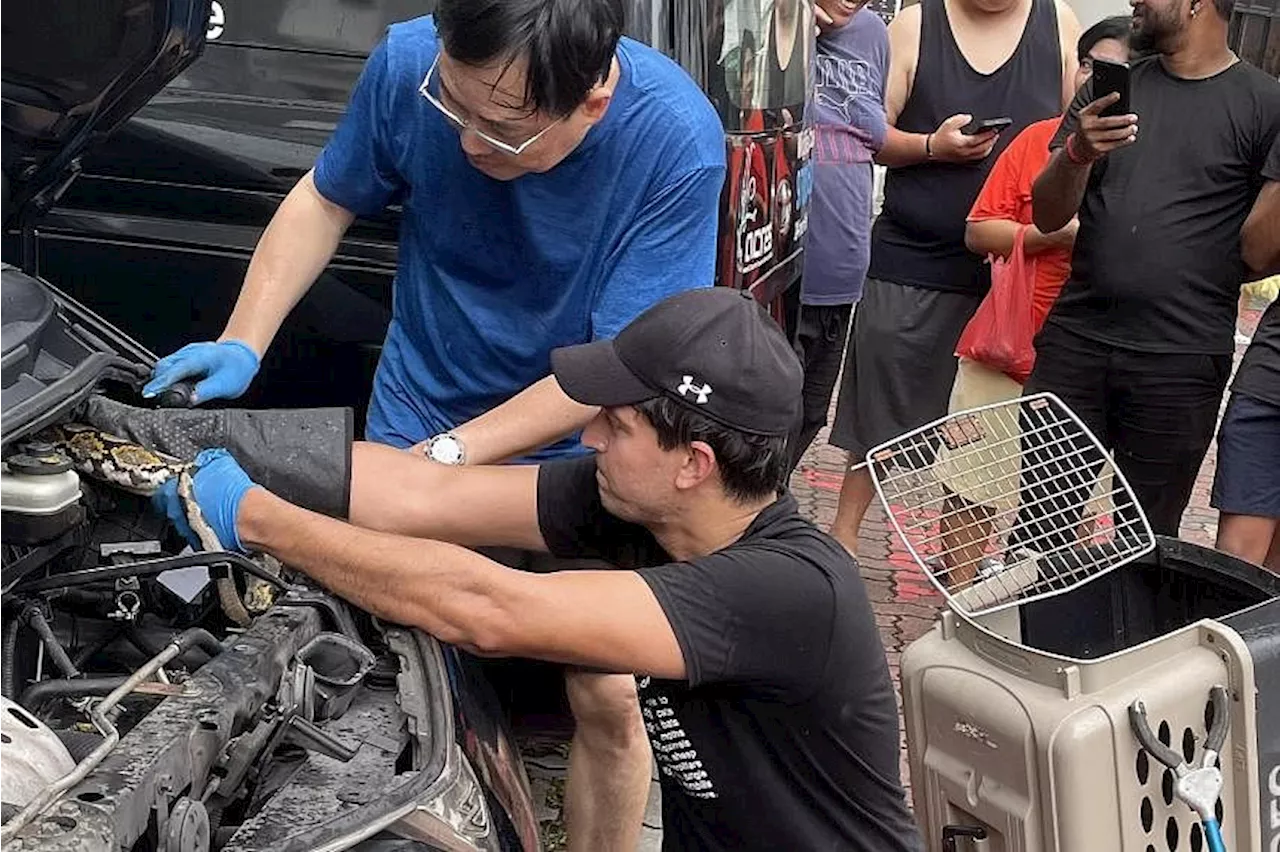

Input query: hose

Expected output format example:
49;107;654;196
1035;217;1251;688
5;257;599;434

1204;818;1226;852
13;551;287;595
20;676;128;711
2;612;22;699
19;629;223;712
25;608;80;680
124;625;224;663
55;729;105;763
72;626;124;670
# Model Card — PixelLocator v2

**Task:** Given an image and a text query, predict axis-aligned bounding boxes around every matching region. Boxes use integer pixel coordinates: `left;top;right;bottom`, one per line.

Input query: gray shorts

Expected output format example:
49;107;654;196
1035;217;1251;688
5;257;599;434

829;277;982;459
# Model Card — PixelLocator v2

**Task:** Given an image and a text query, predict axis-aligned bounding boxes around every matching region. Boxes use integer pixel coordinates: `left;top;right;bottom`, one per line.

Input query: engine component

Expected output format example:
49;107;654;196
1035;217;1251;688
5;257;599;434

2;601;81;701
0;627;227;841
163;797;210;852
296;632;377;722
4;605;322;850
0;697;76;817
0;455;82;545
12;550;288;595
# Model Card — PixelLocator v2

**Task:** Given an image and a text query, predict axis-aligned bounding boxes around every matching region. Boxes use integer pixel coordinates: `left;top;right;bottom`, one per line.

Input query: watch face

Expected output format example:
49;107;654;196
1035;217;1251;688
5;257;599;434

429;436;464;465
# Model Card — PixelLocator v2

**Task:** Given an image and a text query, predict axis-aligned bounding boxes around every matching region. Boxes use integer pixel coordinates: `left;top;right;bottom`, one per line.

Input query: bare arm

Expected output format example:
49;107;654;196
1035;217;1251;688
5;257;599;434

1242;180;1280;277
414;376;598;465
348;441;546;550
238;488;684;676
1031;149;1093;233
1055;0;1082;110
965;218;1077;258
875;7;922;167
874;6;998;168
220;170;356;355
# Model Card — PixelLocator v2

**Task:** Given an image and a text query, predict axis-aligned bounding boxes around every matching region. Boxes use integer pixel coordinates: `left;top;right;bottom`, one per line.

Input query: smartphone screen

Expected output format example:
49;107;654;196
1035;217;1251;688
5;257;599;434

1091;59;1130;117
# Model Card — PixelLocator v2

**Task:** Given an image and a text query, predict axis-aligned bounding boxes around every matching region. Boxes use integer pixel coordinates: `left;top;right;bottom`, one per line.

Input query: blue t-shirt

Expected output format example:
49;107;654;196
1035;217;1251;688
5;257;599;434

313;16;726;456
802;10;889;306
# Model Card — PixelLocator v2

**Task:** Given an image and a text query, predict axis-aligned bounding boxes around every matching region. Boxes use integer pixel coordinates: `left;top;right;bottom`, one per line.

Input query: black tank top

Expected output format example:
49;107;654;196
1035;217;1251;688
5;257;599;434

868;0;1062;294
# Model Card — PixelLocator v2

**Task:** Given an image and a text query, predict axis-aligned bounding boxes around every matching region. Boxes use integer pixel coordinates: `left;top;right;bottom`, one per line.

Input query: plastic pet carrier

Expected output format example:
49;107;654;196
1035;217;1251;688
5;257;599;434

867;394;1280;852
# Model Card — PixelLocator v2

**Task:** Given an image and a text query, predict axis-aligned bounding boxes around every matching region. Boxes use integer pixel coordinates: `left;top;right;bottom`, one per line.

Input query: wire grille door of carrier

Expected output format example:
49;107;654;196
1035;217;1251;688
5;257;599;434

866;392;1157;616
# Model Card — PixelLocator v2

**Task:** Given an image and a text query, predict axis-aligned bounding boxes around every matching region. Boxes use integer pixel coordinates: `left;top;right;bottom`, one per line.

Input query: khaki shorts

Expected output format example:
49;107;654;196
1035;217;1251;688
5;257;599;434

933;359;1024;511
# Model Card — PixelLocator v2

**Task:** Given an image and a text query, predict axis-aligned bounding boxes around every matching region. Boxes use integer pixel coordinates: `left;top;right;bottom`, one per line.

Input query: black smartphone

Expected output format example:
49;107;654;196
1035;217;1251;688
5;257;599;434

1091;58;1130;117
960;116;1013;136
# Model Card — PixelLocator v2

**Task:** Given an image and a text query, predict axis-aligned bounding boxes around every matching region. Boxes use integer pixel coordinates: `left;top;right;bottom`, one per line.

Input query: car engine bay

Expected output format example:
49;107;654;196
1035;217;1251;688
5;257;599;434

0;266;527;852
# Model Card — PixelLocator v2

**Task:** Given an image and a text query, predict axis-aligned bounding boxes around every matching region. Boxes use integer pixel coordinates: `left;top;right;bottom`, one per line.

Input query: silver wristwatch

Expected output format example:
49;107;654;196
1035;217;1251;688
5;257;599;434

424;432;466;466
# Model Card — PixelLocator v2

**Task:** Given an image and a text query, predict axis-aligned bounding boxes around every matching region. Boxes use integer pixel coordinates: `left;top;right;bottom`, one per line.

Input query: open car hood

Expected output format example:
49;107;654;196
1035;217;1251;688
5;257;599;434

2;1;209;436
2;0;211;226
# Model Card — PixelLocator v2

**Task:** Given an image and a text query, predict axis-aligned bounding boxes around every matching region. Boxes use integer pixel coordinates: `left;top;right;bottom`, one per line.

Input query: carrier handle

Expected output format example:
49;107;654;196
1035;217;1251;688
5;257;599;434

1128;699;1185;771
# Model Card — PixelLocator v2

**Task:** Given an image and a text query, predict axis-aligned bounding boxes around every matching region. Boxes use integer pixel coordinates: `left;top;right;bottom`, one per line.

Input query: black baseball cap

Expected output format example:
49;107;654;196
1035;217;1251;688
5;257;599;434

551;288;803;436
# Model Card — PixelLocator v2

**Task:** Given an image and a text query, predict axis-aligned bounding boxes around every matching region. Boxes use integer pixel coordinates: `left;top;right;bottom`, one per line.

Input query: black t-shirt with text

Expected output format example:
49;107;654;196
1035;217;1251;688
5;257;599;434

1233;137;1280;408
536;457;922;852
1048;57;1280;354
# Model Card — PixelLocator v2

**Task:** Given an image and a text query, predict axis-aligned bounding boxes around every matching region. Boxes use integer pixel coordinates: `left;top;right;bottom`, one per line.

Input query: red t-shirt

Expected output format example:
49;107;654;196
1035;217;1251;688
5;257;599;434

967;117;1071;328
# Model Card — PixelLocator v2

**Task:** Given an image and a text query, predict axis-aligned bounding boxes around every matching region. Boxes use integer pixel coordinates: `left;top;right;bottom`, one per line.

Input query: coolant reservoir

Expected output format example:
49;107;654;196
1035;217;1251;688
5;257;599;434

1;452;83;543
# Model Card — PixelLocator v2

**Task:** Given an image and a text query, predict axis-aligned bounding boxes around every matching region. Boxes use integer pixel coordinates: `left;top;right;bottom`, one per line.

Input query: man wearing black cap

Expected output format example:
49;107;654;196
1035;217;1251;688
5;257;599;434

160;288;922;850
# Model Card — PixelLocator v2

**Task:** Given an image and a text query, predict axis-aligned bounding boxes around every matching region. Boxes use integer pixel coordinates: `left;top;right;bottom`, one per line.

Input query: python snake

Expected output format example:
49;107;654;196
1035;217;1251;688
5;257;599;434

21;424;265;624
38;423;189;496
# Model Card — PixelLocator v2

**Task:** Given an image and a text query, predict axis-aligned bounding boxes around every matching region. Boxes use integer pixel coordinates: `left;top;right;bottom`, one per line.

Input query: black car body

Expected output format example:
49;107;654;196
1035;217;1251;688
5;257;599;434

11;0;813;430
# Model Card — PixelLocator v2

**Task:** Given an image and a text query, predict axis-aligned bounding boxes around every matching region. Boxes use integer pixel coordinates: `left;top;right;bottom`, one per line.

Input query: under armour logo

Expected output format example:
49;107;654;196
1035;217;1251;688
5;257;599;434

677;375;712;404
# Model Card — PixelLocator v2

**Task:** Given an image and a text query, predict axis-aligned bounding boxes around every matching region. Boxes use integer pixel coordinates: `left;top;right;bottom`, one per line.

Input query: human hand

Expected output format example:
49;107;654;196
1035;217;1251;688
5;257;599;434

152;449;259;553
814;1;835;34
930;114;999;164
1070;93;1137;162
814;0;866;34
142;340;261;405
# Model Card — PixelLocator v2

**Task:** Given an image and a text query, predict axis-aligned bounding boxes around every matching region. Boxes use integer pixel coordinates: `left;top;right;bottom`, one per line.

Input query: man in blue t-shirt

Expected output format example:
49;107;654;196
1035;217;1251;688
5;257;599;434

142;1;726;847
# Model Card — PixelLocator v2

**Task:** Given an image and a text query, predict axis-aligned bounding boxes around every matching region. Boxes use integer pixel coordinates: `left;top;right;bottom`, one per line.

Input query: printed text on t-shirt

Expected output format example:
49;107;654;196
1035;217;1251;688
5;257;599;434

638;677;718;799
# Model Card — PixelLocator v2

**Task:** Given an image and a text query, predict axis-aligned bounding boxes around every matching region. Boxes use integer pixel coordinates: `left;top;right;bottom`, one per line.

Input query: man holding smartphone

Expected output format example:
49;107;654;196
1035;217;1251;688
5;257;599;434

826;0;1081;554
1030;0;1280;537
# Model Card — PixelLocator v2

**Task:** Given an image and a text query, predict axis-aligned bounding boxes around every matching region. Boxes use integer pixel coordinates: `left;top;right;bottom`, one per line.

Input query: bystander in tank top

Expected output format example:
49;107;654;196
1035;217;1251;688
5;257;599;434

868;0;1062;295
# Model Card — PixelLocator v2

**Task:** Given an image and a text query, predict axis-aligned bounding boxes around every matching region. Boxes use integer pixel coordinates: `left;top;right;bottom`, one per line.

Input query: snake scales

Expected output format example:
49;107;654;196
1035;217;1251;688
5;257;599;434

24;423;272;624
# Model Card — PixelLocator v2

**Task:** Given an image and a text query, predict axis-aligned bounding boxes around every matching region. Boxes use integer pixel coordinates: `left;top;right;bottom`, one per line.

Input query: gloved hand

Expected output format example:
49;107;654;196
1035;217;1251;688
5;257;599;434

142;340;261;405
152;449;259;553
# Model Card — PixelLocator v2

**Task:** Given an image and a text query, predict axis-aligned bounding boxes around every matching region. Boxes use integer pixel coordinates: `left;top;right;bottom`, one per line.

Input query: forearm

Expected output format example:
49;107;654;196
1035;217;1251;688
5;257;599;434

965;219;1063;258
1032;149;1091;233
450;376;598;465
875;126;930;168
239;488;518;654
348;442;543;550
221;171;356;354
238;487;672;672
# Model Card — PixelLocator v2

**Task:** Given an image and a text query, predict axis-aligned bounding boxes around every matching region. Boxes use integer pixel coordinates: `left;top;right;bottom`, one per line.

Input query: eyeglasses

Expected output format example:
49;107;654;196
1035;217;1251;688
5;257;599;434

418;54;560;156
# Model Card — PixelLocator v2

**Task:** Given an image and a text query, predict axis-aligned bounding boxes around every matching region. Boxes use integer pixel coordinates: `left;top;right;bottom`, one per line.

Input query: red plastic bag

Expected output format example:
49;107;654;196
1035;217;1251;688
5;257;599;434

955;226;1038;383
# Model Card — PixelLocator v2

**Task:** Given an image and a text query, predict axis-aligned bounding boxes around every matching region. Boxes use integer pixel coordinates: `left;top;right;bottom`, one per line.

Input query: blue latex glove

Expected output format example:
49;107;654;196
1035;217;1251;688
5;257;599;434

151;449;258;553
142;340;260;404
